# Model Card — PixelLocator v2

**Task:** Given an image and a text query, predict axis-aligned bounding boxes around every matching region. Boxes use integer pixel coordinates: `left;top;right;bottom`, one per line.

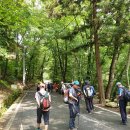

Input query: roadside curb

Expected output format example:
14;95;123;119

94;104;130;118
0;92;27;130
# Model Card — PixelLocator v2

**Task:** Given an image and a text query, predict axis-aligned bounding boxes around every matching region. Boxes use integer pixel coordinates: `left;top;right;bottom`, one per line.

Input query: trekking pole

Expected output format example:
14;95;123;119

77;113;80;130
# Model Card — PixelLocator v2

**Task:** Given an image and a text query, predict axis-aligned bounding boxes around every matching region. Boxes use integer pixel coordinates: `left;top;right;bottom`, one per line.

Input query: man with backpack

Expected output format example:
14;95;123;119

68;80;81;130
83;80;96;114
35;83;51;130
116;82;127;125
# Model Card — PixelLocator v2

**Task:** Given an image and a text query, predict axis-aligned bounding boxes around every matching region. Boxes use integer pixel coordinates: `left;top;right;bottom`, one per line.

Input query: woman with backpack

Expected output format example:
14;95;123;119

35;83;51;130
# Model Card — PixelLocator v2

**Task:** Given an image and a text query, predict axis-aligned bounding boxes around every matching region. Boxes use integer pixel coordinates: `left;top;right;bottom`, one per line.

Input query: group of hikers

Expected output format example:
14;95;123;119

35;80;129;130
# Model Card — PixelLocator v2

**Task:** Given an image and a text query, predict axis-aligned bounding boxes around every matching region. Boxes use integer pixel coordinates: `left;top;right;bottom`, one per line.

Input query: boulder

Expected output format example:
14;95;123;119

105;102;118;108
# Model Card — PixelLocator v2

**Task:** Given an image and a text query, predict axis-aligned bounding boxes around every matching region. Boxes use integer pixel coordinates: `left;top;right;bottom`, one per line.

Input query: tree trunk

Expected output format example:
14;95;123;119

126;45;130;89
27;53;34;81
63;42;68;82
112;65;126;100
92;0;105;105
3;59;8;79
105;45;119;99
105;1;123;99
87;44;93;81
15;33;20;79
55;38;67;82
23;46;26;86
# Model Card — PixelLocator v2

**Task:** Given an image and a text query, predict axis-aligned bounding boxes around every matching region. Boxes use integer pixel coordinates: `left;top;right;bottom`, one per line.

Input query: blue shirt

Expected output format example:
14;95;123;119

118;86;125;100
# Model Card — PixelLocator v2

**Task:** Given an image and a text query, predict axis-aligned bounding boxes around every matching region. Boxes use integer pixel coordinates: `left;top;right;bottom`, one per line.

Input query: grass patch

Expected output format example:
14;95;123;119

0;80;11;91
0;89;22;117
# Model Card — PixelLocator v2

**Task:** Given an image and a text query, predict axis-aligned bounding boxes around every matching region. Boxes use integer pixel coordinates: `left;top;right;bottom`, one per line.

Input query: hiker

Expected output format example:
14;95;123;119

68;80;81;130
36;82;41;92
53;82;59;92
83;80;96;114
116;82;127;125
47;82;51;92
61;81;66;94
35;83;51;130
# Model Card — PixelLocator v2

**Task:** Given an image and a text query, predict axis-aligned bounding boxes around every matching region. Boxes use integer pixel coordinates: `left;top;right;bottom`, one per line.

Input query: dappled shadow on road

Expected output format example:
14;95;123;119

1;91;130;130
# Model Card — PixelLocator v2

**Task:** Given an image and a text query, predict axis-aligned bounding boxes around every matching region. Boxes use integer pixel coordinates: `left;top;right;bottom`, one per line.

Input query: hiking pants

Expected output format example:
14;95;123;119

119;100;127;123
68;103;77;129
84;97;93;113
37;107;49;125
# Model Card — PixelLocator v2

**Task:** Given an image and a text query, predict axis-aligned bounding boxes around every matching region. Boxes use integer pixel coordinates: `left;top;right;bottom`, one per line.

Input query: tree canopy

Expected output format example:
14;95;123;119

0;0;130;104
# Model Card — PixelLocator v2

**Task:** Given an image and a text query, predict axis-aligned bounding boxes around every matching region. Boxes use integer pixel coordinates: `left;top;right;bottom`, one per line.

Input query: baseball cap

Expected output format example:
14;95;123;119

85;80;90;85
72;80;80;86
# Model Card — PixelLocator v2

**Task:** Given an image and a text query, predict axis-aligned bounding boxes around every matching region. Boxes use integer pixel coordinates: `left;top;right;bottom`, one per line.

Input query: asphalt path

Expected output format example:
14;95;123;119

0;90;130;130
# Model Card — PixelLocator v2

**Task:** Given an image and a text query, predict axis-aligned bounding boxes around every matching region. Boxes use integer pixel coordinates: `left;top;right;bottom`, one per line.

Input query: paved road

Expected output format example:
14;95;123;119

0;90;130;130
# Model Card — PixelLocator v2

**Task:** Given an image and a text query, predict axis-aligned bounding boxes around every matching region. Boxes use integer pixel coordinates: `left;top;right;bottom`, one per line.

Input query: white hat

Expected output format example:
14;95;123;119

116;82;121;86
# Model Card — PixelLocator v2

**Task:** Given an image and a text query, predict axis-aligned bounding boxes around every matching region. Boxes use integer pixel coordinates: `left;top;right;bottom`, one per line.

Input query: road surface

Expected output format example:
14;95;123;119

0;89;130;130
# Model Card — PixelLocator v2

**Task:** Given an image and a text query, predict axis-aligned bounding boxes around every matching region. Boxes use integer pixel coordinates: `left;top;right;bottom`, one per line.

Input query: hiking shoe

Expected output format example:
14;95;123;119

88;112;92;114
35;128;42;130
122;122;127;125
77;113;80;116
72;128;77;130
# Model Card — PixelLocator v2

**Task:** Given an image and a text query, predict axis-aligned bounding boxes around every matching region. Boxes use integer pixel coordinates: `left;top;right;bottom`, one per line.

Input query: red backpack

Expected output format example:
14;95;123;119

63;89;69;104
38;92;50;110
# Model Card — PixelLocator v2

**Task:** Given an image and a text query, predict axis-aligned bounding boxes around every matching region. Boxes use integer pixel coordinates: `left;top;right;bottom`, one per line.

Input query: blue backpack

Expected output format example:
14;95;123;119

123;88;130;102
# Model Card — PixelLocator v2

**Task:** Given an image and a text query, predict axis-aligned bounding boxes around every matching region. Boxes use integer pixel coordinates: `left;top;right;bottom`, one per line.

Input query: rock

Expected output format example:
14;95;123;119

114;98;117;102
105;99;110;103
105;102;118;108
11;84;17;90
126;106;130;113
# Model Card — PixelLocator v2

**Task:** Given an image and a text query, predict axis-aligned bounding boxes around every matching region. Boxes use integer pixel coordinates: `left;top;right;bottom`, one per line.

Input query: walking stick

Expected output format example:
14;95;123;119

77;113;80;130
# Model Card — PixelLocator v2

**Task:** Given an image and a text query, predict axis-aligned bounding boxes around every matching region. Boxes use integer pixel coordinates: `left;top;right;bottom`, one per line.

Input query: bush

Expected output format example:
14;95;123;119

0;80;11;90
3;89;21;108
0;89;21;117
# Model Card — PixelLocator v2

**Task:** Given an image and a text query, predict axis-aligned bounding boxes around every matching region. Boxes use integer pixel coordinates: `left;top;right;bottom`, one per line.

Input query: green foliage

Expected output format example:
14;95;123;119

3;89;21;108
0;0;130;100
0;89;21;117
0;80;11;90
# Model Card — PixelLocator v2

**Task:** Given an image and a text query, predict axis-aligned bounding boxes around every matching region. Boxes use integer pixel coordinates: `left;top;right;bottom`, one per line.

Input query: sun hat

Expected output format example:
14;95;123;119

116;82;122;86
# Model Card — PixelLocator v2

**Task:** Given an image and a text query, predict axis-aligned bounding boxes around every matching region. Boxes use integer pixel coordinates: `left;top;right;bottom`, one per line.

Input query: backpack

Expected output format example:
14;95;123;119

123;88;130;102
84;86;93;97
63;89;69;104
38;92;50;110
63;87;82;104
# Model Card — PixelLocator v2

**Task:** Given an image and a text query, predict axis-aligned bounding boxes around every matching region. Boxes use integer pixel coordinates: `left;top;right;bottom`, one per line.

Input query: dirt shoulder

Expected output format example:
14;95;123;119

94;100;130;116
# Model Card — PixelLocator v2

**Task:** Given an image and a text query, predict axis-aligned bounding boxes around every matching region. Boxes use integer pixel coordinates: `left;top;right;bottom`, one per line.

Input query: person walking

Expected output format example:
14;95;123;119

36;82;41;92
61;81;66;94
83;80;96;114
116;82;127;125
35;83;51;130
68;80;81;130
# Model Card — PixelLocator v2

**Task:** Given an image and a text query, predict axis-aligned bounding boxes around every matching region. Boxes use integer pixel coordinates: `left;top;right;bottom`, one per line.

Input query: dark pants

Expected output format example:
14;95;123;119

119;100;127;123
68;103;79;129
37;108;49;125
84;96;93;113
